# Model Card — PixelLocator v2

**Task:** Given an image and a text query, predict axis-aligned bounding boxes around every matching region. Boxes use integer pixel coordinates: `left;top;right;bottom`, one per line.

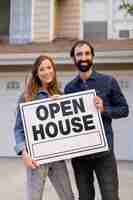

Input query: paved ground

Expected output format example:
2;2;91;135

0;158;133;200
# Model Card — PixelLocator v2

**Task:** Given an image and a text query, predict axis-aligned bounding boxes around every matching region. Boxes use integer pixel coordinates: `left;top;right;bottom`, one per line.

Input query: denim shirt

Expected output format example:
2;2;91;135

64;70;129;150
14;91;48;155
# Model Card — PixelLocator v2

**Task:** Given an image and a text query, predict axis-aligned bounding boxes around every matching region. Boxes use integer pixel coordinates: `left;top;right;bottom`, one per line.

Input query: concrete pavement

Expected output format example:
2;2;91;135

0;158;133;200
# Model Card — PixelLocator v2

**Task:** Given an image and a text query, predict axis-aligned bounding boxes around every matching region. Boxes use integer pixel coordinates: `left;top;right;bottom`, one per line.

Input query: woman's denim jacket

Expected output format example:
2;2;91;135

14;91;48;155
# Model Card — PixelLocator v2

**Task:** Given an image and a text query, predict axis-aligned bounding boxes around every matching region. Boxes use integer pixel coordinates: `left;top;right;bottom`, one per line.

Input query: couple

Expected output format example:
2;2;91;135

14;40;129;200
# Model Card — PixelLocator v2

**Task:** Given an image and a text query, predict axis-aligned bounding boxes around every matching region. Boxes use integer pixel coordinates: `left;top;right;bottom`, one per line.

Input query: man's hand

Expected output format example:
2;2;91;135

95;96;105;113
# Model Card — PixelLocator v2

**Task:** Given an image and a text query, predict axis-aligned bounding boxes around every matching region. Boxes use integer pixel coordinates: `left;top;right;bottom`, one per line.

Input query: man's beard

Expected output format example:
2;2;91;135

75;60;93;72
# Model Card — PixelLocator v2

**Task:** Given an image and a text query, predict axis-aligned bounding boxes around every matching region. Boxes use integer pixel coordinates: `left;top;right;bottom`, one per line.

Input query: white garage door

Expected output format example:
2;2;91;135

59;70;133;161
109;71;133;161
0;71;75;157
1;70;132;160
0;72;26;156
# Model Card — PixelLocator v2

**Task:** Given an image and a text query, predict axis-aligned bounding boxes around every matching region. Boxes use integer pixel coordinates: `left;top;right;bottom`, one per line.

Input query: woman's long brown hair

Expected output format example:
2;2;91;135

24;55;61;101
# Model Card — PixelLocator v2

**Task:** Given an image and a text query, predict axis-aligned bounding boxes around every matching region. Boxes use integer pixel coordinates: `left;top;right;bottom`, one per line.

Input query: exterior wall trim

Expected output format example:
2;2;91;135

49;0;55;41
80;0;83;39
108;0;113;39
0;50;133;65
31;0;34;41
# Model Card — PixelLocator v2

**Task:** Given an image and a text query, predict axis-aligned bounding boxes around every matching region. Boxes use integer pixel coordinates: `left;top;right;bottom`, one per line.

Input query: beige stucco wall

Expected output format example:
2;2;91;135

55;0;80;39
33;0;51;42
32;0;80;42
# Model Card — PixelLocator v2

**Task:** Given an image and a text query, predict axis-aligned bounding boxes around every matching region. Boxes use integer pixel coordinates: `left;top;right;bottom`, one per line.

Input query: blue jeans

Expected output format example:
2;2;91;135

26;160;74;200
72;151;120;200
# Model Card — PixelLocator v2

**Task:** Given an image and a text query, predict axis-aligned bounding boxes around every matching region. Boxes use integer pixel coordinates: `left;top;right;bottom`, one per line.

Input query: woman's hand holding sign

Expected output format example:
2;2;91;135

22;149;40;169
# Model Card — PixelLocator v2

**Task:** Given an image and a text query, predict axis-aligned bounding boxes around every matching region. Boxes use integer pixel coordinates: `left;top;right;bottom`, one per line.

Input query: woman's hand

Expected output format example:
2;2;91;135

22;149;40;169
51;94;61;100
95;96;105;113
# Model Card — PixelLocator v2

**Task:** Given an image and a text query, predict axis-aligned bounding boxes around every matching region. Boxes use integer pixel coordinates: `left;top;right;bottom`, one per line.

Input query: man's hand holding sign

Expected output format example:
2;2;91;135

20;89;108;164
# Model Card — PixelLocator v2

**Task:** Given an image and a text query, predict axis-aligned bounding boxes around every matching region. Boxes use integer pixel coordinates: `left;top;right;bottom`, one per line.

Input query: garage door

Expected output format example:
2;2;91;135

1;70;132;160
0;72;26;156
59;70;133;161
0;71;75;157
109;71;133;161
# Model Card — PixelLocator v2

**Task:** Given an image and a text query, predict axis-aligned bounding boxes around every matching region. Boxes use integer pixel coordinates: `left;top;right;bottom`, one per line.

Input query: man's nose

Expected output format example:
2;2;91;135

81;53;87;61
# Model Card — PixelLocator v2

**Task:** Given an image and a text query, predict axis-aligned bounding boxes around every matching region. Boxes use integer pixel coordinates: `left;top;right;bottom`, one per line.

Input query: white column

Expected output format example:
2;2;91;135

9;0;32;44
79;0;84;39
49;0;55;41
108;0;113;39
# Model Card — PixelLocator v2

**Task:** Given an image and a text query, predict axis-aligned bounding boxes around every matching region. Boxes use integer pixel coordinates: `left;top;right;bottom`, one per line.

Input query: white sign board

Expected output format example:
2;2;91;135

20;89;108;164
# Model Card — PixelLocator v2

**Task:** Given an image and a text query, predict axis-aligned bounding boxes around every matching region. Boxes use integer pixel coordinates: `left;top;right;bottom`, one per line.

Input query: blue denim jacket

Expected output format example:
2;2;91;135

14;91;48;155
64;70;129;150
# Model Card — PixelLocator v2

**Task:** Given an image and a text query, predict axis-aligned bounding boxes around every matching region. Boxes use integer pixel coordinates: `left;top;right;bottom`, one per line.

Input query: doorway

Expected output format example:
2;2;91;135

0;0;10;42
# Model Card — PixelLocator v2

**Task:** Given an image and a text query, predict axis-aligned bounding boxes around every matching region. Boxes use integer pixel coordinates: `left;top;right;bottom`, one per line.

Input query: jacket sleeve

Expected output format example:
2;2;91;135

102;77;129;119
14;95;26;155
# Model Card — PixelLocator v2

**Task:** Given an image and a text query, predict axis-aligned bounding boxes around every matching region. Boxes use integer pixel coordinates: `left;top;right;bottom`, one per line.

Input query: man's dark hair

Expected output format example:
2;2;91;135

70;40;95;58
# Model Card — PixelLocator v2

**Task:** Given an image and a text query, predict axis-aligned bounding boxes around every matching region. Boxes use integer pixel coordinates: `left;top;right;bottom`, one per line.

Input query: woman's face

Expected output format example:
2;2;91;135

37;59;55;87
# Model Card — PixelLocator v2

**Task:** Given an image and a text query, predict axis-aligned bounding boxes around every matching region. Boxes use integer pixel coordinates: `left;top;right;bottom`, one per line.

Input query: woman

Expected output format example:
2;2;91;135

14;55;74;200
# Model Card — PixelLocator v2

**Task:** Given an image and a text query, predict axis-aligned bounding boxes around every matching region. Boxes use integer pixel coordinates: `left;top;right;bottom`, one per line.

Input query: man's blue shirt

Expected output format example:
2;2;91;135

64;70;129;150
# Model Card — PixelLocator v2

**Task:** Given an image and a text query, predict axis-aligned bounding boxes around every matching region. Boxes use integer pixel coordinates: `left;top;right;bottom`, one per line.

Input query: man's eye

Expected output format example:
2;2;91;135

76;51;91;57
76;52;82;57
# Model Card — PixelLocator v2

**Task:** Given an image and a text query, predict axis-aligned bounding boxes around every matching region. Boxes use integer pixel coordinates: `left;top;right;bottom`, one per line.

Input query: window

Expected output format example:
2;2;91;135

6;81;20;90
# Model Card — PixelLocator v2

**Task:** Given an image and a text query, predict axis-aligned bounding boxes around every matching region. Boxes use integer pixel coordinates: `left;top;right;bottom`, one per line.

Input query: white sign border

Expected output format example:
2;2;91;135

20;89;108;164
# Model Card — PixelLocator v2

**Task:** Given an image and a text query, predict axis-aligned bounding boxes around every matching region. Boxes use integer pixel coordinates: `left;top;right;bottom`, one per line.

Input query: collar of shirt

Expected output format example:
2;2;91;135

36;90;49;99
76;69;97;83
72;70;97;91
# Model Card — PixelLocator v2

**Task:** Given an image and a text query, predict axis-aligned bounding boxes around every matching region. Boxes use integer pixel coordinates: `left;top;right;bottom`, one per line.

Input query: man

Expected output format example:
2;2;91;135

64;40;129;200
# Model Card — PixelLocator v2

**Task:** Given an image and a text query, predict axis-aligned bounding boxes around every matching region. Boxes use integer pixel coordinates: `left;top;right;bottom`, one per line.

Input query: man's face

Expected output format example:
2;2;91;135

74;44;93;72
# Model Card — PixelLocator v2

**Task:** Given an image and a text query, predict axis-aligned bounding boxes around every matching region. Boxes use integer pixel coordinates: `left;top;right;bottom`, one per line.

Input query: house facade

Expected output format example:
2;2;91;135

1;0;133;43
9;0;81;43
0;0;133;160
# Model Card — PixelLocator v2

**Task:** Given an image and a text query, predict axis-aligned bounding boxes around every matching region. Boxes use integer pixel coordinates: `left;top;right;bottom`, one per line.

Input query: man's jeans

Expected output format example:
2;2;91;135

72;151;120;200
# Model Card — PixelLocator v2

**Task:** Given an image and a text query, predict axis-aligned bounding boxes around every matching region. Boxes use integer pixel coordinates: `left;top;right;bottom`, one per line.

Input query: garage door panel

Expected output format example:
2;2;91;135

59;70;133;161
0;73;25;156
0;70;132;160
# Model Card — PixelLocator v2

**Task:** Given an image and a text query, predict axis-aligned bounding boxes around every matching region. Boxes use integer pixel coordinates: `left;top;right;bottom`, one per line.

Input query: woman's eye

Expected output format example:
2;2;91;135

39;68;44;72
47;66;52;70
